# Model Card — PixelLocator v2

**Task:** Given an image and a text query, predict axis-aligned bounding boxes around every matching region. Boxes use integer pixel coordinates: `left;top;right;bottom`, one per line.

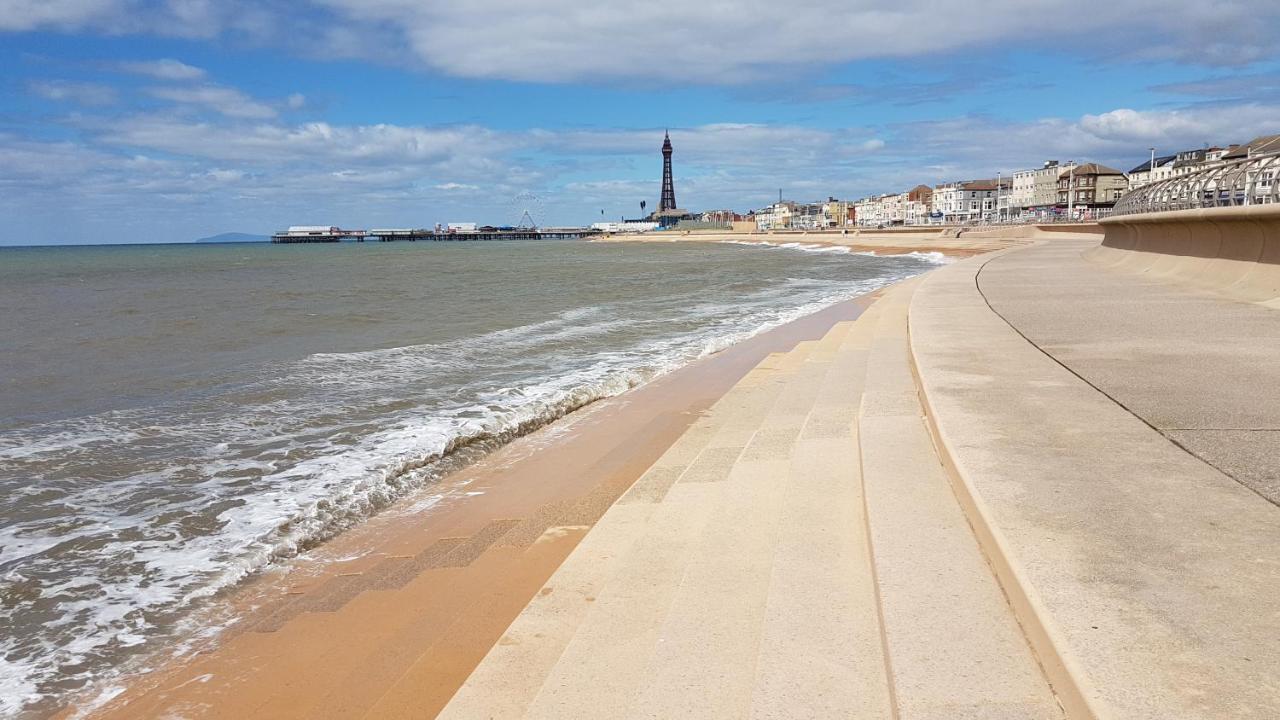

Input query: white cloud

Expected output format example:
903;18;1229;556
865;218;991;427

0;0;122;31
5;2;1279;83
0;0;242;37
286;92;306;109
145;84;278;119
114;58;206;80
1076;107;1251;146
892;104;1280;179
312;0;1280;82
97;117;518;166
29;80;117;105
434;182;479;191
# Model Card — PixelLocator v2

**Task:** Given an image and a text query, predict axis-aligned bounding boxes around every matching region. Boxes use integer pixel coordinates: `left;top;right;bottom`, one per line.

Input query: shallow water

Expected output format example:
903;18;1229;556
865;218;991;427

0;238;943;715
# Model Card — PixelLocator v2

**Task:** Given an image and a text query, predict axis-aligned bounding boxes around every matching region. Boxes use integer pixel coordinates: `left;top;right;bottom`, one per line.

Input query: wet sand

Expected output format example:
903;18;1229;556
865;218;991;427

72;292;884;720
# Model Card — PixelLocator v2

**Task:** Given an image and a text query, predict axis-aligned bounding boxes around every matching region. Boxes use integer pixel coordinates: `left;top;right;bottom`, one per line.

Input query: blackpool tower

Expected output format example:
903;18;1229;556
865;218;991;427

659;130;677;212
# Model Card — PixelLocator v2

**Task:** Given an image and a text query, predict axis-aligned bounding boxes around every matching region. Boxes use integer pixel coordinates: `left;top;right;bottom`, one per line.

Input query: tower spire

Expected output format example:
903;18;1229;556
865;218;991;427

659;130;676;212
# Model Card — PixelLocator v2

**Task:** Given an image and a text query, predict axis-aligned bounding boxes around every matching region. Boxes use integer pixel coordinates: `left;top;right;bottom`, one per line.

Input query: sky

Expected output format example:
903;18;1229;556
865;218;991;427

2;0;1279;244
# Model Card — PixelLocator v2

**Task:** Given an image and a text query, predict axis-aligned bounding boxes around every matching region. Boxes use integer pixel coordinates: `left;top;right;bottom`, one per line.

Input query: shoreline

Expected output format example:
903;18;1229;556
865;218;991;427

589;225;1094;258
70;278;898;719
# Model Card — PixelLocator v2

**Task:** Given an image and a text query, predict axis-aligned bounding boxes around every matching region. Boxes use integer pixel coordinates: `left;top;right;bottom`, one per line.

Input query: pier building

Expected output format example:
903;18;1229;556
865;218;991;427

270;226;367;243
271;225;599;243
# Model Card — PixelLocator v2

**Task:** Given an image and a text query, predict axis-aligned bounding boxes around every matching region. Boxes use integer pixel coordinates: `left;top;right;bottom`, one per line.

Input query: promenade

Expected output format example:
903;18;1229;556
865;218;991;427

442;224;1280;718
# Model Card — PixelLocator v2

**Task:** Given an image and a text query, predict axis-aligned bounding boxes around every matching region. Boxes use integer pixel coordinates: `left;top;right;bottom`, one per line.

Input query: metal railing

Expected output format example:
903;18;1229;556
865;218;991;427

1112;153;1280;216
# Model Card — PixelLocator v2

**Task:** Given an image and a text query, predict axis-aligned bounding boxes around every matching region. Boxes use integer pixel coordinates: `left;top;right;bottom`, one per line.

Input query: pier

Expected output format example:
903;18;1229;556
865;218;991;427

271;226;599;243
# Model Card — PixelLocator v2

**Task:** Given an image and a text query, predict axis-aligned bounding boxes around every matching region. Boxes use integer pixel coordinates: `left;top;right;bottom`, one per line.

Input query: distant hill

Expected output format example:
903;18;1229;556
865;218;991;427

195;232;269;244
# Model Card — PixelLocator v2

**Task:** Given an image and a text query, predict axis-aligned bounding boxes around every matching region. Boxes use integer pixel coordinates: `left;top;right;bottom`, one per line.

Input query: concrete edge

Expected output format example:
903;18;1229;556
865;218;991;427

1089;204;1280;305
1099;203;1280;226
904;249;1101;720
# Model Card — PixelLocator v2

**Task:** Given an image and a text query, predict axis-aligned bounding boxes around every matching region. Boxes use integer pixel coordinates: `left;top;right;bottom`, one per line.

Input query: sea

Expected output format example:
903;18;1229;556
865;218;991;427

0;238;945;716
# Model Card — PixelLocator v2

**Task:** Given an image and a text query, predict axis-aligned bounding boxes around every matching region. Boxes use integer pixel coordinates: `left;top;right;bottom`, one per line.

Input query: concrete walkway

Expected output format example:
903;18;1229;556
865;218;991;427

911;242;1280;718
440;278;1062;719
976;238;1280;503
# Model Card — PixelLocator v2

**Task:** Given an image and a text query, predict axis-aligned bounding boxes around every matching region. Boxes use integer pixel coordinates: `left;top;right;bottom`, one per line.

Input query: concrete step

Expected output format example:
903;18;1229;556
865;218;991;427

748;316;892;719
437;330;840;719
857;281;1063;719
623;332;846;718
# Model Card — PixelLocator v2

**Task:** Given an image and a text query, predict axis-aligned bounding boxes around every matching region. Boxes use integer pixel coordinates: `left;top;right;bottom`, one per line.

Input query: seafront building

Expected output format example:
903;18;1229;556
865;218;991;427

792;202;826;230
1128;135;1280;191
1010;161;1076;219
822;198;853;227
852;194;890;227
735;133;1278;230
1057;163;1127;217
931;179;1000;224
903;185;933;225
753;201;796;230
1126;154;1176;190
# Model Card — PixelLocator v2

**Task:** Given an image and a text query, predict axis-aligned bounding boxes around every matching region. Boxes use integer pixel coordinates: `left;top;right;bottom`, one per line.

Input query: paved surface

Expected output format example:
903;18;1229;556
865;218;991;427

911;243;1280;718
440;279;1061;719
978;239;1280;503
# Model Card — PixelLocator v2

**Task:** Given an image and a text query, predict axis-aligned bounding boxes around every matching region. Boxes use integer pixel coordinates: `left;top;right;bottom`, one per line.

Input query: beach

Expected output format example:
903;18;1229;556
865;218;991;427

73;230;1036;719
587;225;1091;257
22;216;1280;719
1;238;942;717
71;288;887;720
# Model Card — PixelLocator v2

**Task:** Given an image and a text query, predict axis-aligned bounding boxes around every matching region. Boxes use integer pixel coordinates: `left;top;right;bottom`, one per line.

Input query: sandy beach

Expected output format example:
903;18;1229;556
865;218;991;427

70;286;892;719
588;225;1094;257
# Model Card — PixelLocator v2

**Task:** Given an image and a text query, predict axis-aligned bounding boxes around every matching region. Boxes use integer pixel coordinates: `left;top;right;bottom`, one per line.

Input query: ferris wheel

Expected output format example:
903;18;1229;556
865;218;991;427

509;191;545;229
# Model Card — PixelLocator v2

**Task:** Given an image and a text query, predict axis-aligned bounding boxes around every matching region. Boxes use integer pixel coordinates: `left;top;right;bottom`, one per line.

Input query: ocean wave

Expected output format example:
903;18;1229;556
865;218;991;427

718;239;952;265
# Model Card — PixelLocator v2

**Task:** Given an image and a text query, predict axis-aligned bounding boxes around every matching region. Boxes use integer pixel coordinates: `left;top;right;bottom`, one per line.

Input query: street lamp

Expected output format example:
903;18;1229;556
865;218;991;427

995;171;1003;223
1149;147;1156;187
1066;164;1075;220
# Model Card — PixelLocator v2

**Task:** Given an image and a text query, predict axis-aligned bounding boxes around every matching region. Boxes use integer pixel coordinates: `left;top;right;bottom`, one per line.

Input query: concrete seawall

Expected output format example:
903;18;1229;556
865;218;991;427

1088;205;1280;307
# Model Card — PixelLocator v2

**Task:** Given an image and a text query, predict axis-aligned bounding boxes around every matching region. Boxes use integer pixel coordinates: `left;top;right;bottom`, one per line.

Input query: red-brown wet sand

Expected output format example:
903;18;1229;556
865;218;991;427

67;288;896;720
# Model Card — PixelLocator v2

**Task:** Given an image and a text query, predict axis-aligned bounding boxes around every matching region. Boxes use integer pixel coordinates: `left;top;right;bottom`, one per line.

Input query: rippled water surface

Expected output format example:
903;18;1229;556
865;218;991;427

0;238;944;715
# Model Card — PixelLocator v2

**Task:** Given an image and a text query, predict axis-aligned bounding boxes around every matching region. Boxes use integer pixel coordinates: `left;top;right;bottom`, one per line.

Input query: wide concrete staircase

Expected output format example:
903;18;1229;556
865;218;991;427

437;277;1065;719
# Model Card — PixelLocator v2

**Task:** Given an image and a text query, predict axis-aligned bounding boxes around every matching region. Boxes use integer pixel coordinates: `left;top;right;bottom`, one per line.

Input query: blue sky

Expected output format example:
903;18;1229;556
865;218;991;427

2;0;1279;244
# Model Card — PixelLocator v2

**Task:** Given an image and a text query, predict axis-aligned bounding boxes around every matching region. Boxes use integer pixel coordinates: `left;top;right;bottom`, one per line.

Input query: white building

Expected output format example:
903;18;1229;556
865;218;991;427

1010;161;1076;218
793;202;826;229
1127;155;1176;190
933;180;998;223
754;201;796;231
822;199;852;227
1010;169;1037;210
854;194;894;226
591;221;658;233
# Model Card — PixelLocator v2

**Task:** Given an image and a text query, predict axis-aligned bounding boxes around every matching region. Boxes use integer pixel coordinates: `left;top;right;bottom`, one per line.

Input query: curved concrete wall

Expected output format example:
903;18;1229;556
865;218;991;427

1088;205;1280;307
1034;223;1105;237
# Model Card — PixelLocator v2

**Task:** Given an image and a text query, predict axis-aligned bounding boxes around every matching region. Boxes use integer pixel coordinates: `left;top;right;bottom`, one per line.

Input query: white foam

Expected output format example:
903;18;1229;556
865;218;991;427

0;655;41;716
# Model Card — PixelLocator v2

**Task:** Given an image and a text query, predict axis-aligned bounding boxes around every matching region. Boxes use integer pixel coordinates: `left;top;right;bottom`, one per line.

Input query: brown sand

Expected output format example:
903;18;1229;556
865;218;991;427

71;294;882;720
590;227;1051;258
